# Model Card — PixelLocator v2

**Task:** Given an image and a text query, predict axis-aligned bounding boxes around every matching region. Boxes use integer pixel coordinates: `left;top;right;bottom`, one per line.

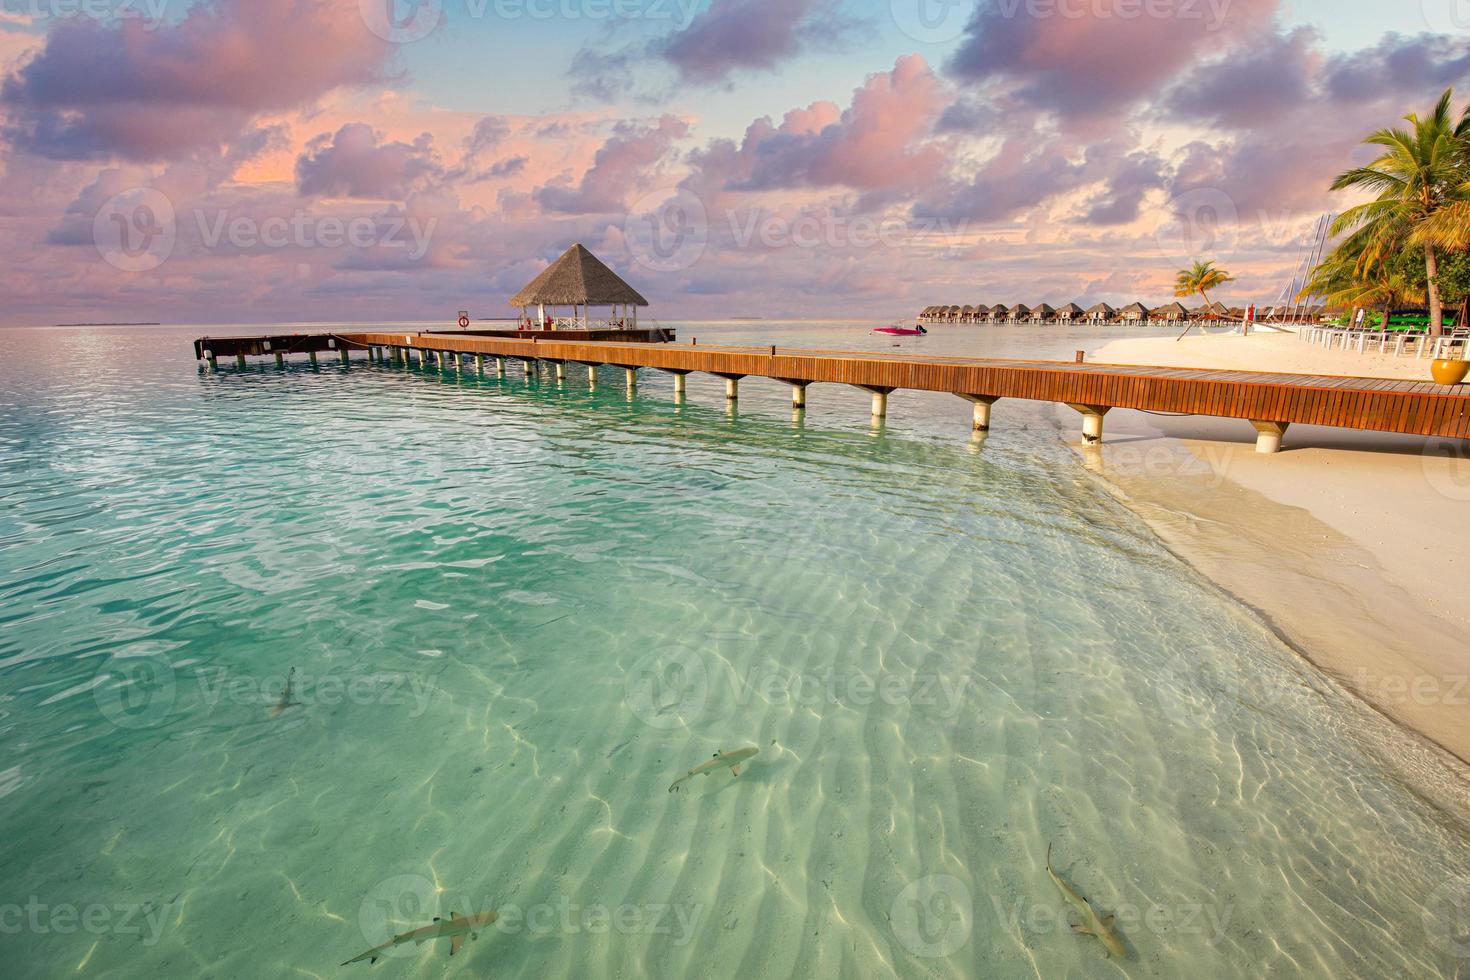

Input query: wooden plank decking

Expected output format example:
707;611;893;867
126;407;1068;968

196;331;1470;446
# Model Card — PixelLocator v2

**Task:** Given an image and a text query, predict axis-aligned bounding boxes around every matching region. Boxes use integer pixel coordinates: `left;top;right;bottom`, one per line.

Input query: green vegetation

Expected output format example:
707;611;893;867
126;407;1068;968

1173;260;1233;340
1317;89;1470;335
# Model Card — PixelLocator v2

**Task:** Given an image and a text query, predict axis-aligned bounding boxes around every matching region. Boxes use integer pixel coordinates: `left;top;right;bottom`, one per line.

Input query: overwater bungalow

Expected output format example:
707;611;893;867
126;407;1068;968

1010;304;1032;322
1151;301;1190;323
1055;303;1084;323
1119;302;1150;323
961;305;975;323
511;243;648;330
988;304;1009;323
973;304;992;323
1083;302;1116;323
1028;303;1056;324
947;305;963;322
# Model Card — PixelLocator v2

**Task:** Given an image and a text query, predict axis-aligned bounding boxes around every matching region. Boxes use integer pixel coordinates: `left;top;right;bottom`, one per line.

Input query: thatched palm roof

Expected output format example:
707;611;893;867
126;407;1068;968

990;304;1009;314
510;244;649;307
1057;303;1085;316
1153;301;1189;318
1011;304;1031;316
1084;302;1116;317
974;304;991;314
1031;303;1056;317
1120;302;1150;316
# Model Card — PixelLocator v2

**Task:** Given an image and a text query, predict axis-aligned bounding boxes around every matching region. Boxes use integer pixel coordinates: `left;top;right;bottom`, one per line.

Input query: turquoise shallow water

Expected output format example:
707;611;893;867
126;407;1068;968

2;322;1470;978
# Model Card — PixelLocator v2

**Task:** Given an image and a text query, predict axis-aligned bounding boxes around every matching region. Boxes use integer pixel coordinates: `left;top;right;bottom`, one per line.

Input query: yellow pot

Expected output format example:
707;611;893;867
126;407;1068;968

1431;358;1470;385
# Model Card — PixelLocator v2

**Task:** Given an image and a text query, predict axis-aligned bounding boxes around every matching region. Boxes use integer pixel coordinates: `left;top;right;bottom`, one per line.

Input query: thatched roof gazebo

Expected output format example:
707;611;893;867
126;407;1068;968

1119;302;1150;322
510;243;649;330
1010;304;1031;321
988;304;1009;322
1028;303;1056;323
1055;303;1084;322
1084;302;1116;323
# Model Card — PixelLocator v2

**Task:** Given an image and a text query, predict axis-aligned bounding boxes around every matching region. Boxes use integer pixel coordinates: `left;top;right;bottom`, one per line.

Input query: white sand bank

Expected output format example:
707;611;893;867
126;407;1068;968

1078;333;1470;767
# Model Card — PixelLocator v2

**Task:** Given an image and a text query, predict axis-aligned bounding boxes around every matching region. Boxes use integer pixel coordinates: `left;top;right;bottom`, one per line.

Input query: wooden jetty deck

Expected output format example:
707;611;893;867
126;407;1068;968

194;331;1470;453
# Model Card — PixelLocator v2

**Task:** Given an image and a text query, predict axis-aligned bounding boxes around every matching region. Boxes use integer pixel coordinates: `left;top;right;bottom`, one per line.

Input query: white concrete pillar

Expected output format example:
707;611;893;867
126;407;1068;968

475;354;485;374
791;383;808;409
1066;403;1111;444
870;390;889;418
673;373;687;397
235;354;247;369
626;367;638;391
1251;420;1289;454
960;395;997;430
495;357;506;376
555;362;566;382
725;377;739;401
587;364;599;386
524;359;535;378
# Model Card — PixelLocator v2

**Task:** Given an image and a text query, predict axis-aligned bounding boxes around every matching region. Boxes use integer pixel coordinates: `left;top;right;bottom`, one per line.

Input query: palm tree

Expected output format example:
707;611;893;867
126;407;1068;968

1300;235;1422;329
1174;259;1233;340
1330;89;1470;337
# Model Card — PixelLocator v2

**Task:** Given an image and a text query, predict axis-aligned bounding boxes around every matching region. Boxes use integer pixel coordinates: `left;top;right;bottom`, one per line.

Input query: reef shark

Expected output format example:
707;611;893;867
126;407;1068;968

270;668;299;718
1047;843;1126;958
341;910;498;965
669;746;758;793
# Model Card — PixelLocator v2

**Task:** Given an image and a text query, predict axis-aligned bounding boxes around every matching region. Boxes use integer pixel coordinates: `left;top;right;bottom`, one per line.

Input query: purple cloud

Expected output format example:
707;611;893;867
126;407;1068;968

1;0;388;161
297;124;442;199
535;115;688;215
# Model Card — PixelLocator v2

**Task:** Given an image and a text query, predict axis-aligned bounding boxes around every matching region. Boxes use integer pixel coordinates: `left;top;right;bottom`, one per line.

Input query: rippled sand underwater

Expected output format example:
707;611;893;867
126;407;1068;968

2;325;1470;979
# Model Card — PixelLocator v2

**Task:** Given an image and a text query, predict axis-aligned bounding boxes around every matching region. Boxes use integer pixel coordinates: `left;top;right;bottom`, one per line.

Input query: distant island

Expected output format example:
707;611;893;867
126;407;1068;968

54;322;161;327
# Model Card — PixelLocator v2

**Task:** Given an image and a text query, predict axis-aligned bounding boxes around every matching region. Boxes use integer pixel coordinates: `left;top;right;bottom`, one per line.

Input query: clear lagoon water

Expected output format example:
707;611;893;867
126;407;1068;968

2;321;1469;978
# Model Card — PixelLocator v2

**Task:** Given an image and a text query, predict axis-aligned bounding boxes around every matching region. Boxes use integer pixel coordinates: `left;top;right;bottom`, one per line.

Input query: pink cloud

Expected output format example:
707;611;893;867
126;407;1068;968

2;0;389;161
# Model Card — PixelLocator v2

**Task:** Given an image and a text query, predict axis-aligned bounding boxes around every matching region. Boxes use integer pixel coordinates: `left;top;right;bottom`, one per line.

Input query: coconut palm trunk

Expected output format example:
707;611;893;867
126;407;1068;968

1425;242;1444;337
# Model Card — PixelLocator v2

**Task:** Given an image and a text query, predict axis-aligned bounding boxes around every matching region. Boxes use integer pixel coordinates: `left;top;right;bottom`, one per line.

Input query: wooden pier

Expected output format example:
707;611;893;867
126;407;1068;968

194;332;1470;452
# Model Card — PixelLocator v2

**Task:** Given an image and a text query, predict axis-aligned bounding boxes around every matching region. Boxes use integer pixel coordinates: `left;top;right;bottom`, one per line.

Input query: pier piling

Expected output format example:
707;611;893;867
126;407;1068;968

1251;420;1290;454
961;395;998;431
1067;403;1111;444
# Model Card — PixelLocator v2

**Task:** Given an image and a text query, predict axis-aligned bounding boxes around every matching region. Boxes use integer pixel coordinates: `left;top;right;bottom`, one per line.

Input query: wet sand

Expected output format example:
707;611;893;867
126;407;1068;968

1084;333;1470;772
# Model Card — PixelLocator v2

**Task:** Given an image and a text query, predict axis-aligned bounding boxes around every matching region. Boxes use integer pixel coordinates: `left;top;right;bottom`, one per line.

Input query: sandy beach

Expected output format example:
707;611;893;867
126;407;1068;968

1088;331;1470;772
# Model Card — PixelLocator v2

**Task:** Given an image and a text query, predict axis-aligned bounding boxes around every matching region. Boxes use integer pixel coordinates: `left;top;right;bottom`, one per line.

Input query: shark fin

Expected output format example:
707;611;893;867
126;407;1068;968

451;934;465;957
731;765;741;776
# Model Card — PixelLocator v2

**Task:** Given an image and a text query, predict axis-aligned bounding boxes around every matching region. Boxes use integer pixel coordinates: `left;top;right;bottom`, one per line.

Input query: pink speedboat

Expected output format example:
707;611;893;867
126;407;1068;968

872;322;928;336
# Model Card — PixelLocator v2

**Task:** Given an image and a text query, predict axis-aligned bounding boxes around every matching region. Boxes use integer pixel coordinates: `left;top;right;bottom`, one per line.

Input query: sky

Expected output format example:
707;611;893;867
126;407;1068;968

0;0;1467;325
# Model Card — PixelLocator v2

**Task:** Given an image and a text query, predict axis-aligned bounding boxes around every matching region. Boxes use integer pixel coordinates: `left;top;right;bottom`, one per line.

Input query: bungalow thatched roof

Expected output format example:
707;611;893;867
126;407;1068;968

1120;302;1150;316
974;304;991;314
1032;303;1056;315
1084;302;1116;317
1153;301;1190;318
1011;303;1032;315
1056;303;1085;316
510;244;649;308
990;303;1009;313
